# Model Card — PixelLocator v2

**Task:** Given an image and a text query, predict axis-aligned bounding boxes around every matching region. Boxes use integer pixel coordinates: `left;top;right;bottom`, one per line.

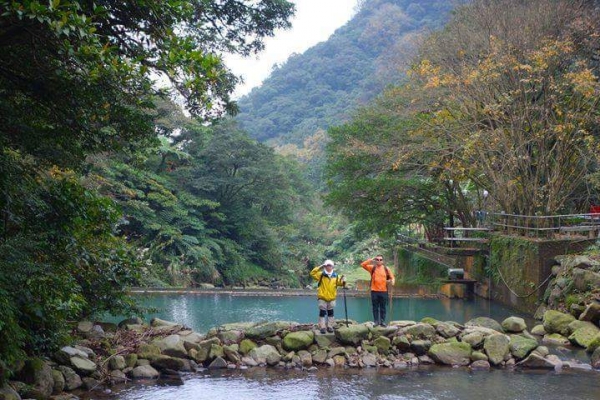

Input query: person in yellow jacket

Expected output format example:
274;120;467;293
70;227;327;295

310;259;345;334
361;255;395;327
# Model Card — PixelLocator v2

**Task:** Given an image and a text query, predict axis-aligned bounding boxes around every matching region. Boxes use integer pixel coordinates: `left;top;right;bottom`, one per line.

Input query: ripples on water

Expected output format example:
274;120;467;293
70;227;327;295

109;368;600;400
101;294;598;400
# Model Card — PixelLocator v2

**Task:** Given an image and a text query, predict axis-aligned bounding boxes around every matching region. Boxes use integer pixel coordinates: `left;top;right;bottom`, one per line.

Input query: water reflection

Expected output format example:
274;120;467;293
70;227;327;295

110;368;600;400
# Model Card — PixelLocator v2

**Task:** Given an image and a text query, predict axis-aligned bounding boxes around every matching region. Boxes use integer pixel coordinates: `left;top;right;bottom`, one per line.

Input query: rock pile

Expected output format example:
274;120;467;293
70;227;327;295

3;311;599;399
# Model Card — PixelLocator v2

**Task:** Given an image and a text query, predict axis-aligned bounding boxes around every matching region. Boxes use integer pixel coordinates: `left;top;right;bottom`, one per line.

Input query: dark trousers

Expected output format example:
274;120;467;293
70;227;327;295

371;291;388;323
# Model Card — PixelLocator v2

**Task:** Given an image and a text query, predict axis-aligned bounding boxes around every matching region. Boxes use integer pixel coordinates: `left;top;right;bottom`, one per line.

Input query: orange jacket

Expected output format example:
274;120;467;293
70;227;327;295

361;259;395;292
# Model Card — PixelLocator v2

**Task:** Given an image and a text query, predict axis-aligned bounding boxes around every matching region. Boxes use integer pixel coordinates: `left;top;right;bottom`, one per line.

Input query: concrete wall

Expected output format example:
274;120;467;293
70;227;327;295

470;235;594;313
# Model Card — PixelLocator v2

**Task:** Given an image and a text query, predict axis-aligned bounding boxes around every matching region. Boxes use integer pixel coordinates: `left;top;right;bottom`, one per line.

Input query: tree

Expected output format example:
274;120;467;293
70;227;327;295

0;0;295;166
412;0;600;215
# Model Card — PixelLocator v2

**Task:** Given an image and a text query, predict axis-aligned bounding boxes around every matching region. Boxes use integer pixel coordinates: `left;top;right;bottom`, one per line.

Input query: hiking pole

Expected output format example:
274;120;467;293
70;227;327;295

388;280;394;322
343;279;349;327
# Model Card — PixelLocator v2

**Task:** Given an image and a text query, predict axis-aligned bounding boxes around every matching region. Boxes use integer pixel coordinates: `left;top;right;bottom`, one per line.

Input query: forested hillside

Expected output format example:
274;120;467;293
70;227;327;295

235;0;455;147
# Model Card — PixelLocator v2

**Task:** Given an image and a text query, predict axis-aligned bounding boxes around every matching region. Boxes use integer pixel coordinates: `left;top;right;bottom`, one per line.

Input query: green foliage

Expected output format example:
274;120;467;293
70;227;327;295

0;150;141;375
235;0;454;146
397;249;447;285
0;0;294;166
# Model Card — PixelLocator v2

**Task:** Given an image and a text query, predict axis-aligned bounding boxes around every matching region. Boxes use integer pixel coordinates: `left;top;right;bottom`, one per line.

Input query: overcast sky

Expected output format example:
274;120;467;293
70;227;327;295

225;0;360;99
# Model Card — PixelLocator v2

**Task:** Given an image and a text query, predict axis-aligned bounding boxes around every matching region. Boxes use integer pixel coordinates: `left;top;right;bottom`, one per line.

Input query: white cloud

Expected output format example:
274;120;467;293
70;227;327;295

224;0;359;99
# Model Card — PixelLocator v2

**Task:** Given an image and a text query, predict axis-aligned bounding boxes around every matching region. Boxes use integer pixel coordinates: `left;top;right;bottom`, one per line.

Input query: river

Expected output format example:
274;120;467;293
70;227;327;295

100;293;598;400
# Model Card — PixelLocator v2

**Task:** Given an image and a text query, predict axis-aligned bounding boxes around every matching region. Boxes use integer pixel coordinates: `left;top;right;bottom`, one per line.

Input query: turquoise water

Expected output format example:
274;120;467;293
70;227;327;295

128;293;533;332
102;293;598;400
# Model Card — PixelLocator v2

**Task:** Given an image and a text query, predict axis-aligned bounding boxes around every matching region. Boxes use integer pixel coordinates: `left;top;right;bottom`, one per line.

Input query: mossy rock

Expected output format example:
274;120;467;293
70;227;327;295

428;342;472;366
586;333;600;353
543;310;575;336
483;334;510;365
569;325;600;349
466;317;503;332
282;331;315;351
239;339;257;355
509;335;538;360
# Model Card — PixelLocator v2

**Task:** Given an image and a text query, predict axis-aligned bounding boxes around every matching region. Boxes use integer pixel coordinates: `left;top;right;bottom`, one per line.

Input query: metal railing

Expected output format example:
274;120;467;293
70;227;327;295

483;212;600;239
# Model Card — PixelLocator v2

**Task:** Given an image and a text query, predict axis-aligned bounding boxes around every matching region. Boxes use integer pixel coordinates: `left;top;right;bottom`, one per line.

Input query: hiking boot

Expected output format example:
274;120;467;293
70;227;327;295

327;326;334;333
380;322;387;327
318;316;326;334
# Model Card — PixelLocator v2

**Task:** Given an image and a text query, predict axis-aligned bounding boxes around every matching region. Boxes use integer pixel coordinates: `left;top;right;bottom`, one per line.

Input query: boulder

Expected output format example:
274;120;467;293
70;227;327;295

239;339;258;355
572;268;600;292
470;351;488;362
223;345;242;364
531;325;546;336
436;322;460;338
401;323;436;340
470;360;491;370
591;347;600;369
109;355;126;371
392;335;411;351
502;317;527;333
130;365;160;379
77;321;94;334
543;310;575;336
509;335;538;360
17;359;54;399
217;330;244;344
298;350;312;367
361;353;378;367
57;366;82;390
465;317;503;332
373;336;391;353
335;324;370;345
137;343;162;360
125;354;138;368
118;317;144;328
312;349;328;364
428;342;472;366
150;355;187;371
154;334;188;358
315;332;335;348
586;333;600;353
70;356;96;375
542;333;570;346
110;370;128;384
244;321;296;340
282;331;315;351
517;353;561;369
483;334;510;365
568;324;600;349
249;345;281;365
567;320;596;335
579;302;600;324
328;347;346;358
54;346;89;365
150;317;180;328
461;331;486;348
410;340;431;356
51;369;65;394
208;357;228;369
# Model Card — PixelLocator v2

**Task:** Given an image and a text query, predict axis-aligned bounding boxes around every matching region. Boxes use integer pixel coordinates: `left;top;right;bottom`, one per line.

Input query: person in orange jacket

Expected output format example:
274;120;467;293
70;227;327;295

361;255;395;327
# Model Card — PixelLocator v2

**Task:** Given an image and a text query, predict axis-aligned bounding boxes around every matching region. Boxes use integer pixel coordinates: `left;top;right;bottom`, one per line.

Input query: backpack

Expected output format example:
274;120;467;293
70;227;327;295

370;264;391;283
318;271;338;287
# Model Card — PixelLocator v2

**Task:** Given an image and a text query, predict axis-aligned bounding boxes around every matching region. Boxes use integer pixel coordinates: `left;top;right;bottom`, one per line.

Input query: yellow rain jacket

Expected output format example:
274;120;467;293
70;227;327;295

310;266;344;302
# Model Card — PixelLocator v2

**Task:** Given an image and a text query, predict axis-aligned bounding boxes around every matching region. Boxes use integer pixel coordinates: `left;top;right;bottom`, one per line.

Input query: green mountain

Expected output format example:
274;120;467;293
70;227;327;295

234;0;456;146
